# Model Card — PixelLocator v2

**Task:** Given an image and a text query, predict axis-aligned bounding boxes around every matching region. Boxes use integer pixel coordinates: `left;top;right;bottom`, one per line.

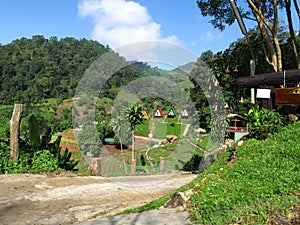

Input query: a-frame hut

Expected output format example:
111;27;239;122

167;107;176;118
154;108;164;118
181;109;189;119
142;111;149;119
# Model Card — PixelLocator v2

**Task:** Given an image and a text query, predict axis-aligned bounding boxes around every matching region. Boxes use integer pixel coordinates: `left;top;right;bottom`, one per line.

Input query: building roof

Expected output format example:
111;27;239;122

154;108;164;117
181;109;189;117
234;69;300;88
227;113;247;121
168;107;177;116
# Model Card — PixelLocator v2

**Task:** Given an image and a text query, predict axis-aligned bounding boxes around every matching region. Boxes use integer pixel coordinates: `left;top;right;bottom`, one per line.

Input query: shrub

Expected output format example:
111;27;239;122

245;106;284;140
0;141;14;173
30;150;59;173
0;114;79;174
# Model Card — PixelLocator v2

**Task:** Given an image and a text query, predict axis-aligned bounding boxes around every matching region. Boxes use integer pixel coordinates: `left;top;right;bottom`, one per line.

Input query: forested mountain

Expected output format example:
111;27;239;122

0;35;109;104
0;35;172;105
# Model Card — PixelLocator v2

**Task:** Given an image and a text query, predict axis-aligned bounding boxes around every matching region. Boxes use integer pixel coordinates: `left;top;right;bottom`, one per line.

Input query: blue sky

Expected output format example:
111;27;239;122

0;0;251;57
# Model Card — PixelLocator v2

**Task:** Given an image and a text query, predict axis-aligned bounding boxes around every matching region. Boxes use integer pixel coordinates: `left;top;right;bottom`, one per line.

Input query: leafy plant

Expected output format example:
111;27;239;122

30;150;59;173
17;115;79;172
245;106;284;140
58;148;79;171
0;141;14;173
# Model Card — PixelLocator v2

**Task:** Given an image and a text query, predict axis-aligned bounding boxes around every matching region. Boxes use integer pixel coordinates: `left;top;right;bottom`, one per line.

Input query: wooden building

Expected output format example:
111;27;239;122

234;69;300;109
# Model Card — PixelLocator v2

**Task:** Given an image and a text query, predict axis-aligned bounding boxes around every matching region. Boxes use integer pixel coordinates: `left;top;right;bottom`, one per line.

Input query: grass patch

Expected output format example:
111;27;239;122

189;123;300;224
198;135;210;149
73;161;89;175
153;121;183;139
71;150;83;160
118;122;300;224
147;142;177;164
135;122;149;136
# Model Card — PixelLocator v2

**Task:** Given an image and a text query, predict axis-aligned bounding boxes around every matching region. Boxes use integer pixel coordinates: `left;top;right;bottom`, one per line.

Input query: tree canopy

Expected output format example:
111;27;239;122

197;0;300;71
0;35;109;104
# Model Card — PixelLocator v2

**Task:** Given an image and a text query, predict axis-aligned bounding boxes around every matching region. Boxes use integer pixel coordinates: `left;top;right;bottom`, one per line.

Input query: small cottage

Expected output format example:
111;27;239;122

181;109;189;119
167;107;177;118
154;108;164;118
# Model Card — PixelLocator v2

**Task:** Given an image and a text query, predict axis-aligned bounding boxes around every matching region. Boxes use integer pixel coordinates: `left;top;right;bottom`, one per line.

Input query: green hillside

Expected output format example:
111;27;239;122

121;122;300;224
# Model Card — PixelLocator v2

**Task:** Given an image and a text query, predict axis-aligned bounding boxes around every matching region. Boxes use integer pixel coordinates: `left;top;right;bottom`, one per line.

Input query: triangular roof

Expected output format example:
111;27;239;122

142;111;148;119
154;108;164;117
181;109;189;117
168;107;177;116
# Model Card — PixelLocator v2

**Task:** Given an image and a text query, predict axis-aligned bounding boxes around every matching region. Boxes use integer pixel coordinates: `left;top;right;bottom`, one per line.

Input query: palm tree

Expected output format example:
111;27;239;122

111;115;127;153
126;103;145;174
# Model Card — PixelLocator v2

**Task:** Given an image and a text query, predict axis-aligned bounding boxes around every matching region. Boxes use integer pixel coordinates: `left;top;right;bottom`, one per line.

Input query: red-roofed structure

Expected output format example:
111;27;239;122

154;108;164;118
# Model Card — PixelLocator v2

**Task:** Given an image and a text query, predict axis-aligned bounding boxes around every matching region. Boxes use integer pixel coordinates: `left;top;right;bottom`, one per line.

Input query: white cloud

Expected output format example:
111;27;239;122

200;31;223;42
78;0;179;48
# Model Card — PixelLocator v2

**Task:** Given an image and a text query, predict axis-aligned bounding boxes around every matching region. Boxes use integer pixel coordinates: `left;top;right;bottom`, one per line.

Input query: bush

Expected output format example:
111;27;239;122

245;106;284;140
0;114;79;174
0;141;14;173
30;150;59;173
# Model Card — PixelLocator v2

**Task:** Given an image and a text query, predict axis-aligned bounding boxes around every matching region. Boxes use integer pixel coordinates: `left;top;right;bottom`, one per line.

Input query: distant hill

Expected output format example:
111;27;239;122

0;35;192;105
0;35;109;104
156;62;195;89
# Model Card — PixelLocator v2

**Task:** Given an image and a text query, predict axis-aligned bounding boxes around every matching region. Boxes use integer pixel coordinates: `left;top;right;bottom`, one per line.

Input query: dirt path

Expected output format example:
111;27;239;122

0;172;196;225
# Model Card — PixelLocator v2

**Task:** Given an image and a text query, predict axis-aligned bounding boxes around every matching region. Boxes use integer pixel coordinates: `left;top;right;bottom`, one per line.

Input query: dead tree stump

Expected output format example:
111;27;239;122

9;104;23;160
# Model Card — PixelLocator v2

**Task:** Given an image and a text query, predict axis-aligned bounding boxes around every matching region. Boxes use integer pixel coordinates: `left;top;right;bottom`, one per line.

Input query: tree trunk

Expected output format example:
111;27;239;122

272;0;283;72
292;0;300;35
131;130;136;174
273;33;283;72
9;104;23;160
247;0;281;71
257;18;279;71
286;0;300;69
131;130;135;160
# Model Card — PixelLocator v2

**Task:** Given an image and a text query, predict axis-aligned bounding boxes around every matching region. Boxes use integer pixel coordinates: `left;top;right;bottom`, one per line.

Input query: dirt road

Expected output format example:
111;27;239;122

0;172;196;225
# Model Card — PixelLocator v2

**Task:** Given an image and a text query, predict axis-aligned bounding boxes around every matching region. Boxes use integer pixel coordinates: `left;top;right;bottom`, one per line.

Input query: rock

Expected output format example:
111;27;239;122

164;189;194;210
237;139;244;146
288;114;298;122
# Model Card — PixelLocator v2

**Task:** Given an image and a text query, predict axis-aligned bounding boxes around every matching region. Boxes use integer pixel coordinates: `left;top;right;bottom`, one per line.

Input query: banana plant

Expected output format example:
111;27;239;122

20;114;78;171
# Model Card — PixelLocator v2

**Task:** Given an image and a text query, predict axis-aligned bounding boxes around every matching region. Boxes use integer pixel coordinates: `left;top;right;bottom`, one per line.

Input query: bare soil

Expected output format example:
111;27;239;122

0;172;196;225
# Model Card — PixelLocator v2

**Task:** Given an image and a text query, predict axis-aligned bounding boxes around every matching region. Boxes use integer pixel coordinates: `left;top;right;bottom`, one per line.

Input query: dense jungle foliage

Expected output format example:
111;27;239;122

0;35;109;104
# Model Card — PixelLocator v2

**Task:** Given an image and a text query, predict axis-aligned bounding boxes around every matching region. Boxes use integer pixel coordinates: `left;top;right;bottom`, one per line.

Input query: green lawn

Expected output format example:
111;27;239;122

153;121;183;139
134;118;186;139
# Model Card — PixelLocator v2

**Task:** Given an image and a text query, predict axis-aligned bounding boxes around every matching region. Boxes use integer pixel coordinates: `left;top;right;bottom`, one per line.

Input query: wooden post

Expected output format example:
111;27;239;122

9;104;23;160
160;157;165;174
131;159;136;175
